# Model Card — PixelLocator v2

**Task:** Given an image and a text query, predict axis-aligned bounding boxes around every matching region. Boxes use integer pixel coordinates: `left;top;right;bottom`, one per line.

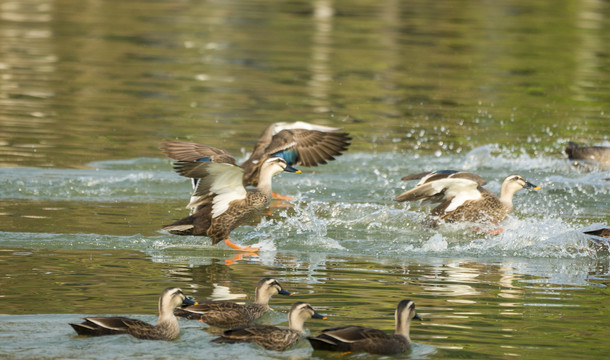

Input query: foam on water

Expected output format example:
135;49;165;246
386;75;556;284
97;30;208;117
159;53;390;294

1;149;608;260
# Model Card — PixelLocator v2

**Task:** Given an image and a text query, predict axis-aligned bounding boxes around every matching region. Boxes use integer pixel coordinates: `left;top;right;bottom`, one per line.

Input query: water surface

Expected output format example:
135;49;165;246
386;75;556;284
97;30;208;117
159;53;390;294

1;0;609;359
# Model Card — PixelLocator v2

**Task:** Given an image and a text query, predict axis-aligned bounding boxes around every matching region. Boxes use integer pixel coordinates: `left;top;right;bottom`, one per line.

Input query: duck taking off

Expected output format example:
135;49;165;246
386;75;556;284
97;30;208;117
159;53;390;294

394;170;540;226
162;157;293;251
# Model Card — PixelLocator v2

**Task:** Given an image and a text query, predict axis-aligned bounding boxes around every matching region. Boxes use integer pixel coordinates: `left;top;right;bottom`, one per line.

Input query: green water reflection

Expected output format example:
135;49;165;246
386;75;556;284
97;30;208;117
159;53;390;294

1;0;609;359
0;0;609;168
1;248;609;359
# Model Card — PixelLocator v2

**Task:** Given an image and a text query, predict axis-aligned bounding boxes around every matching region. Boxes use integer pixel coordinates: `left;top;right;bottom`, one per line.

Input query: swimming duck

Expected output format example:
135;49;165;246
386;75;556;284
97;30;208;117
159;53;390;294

162;157;293;251
582;225;610;238
394;170;540;226
308;299;421;355
160;121;351;193
174;278;291;328
565;142;610;166
70;287;196;340
212;302;326;351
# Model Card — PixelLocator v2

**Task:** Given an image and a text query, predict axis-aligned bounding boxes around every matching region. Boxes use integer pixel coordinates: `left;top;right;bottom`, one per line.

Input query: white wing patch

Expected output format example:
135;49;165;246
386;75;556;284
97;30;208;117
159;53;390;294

86;318;124;331
271;121;341;135
205;163;247;218
433;178;482;212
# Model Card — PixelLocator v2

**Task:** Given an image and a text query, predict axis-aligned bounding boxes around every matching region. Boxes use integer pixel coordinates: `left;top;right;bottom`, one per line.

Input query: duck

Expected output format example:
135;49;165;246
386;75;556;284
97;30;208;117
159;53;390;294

174;278;291;328
307;299;421;355
582;224;610;238
394;170;540;226
162;157;293;251
69;287;196;341
212;302;326;351
565;142;610;166
160;121;351;197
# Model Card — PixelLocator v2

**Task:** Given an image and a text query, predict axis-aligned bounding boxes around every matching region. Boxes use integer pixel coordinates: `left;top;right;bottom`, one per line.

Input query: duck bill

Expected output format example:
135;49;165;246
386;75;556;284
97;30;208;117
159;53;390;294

312;312;327;320
413;313;422;321
182;297;198;306
525;181;541;190
284;165;301;173
278;288;292;296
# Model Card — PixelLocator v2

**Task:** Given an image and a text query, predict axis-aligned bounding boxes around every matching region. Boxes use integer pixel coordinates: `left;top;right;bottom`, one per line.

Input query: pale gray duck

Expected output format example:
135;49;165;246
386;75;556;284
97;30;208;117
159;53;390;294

174;278;291;328
308;299;421;355
162;157;293;251
212;302;326;351
394;170;540;226
70;287;196;340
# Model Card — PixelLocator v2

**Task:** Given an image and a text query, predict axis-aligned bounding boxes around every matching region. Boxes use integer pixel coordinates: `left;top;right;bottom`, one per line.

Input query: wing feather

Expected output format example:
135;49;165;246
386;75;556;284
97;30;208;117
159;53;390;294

160;139;236;164
172;162;247;217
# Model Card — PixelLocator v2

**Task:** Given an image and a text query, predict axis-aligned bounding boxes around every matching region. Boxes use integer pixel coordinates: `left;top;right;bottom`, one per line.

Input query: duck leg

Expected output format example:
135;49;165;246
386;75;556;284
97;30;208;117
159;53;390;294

271;192;294;201
224;238;260;252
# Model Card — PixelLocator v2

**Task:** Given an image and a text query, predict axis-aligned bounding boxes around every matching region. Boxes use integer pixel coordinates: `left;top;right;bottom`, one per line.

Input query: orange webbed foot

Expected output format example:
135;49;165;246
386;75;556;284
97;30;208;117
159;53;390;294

223;238;260;252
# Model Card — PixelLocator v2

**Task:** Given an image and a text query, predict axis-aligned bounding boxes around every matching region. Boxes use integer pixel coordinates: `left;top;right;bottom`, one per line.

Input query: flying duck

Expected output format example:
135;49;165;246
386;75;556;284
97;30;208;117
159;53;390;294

162;157;293;251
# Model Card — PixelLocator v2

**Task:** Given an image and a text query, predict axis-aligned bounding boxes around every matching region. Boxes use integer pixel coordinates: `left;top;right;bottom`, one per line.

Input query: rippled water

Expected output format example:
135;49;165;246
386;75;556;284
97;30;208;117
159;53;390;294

1;0;610;359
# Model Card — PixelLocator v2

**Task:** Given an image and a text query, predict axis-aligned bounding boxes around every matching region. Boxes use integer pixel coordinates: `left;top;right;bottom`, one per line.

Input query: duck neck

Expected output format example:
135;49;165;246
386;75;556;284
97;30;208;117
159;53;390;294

395;316;411;341
498;184;516;212
253;287;271;309
255;167;274;199
288;313;305;333
156;299;176;326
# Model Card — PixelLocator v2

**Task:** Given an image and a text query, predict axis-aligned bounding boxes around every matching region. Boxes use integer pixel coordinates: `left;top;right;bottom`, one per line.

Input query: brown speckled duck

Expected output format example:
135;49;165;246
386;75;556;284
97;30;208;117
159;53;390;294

394;170;540;226
308;299;421;355
174;278;291;328
160;121;351;196
212;302;326;351
69;287;196;341
162;157;293;251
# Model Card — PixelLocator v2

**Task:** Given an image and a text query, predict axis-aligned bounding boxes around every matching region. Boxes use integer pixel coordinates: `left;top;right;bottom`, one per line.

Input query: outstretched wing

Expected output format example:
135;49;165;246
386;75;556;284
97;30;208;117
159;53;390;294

402;170;486;187
395;171;483;212
265;129;351;167
172;161;247;217
160;139;236;164
270;121;342;134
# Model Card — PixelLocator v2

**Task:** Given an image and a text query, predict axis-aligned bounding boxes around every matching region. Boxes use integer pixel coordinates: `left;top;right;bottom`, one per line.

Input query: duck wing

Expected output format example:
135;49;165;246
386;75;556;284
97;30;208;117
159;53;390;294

70;316;152;336
395;171;484;209
264;129;351;167
159;139;236;164
308;326;391;352
402;170;486;186
175;301;251;326
172;162;247;217
213;325;298;350
319;325;388;342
